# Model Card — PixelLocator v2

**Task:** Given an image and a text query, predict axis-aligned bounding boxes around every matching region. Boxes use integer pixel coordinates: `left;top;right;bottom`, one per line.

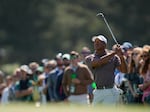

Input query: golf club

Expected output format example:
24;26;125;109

96;13;119;45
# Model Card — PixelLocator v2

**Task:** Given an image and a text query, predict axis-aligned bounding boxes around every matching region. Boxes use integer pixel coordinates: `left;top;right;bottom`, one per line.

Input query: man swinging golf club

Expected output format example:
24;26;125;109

85;13;127;105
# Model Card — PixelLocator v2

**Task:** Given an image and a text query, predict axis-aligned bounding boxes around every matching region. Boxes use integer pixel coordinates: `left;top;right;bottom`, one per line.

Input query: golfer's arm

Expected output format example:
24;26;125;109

117;55;127;73
91;52;116;68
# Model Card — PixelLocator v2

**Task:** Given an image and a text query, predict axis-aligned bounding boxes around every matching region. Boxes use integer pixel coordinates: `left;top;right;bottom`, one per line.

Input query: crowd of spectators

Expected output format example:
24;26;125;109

0;39;149;106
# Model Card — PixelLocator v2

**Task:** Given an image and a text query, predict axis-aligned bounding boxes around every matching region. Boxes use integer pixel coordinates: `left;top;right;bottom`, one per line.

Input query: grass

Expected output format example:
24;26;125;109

0;103;150;112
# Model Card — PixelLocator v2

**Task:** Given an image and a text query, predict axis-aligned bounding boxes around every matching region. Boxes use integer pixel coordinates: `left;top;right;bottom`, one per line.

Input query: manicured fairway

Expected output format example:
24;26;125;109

0;103;150;112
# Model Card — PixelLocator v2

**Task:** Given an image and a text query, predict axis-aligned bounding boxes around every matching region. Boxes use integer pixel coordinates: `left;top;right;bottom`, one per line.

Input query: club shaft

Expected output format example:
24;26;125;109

97;13;119;45
103;17;119;45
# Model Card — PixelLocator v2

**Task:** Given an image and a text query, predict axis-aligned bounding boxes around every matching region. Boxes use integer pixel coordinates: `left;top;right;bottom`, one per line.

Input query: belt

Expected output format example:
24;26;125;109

97;85;113;89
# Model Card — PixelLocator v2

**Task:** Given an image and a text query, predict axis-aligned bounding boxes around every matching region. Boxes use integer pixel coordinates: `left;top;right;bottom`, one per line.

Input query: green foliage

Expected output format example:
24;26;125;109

0;63;20;75
0;0;149;65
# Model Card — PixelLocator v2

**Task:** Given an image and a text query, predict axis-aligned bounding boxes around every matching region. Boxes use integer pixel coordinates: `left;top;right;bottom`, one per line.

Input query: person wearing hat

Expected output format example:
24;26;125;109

85;35;127;105
62;53;71;67
62;51;93;104
15;65;33;102
29;62;40;82
121;42;133;64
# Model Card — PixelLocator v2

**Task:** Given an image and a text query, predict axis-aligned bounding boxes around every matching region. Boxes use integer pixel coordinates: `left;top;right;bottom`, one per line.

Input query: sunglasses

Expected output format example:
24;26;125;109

141;55;148;58
70;55;79;60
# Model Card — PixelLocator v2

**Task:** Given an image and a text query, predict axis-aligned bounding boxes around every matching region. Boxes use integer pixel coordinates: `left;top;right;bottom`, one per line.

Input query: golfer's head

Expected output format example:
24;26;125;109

92;35;107;50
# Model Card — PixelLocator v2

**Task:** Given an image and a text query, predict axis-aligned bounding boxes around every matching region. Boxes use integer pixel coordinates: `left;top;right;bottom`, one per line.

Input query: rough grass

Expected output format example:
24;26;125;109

0;103;150;112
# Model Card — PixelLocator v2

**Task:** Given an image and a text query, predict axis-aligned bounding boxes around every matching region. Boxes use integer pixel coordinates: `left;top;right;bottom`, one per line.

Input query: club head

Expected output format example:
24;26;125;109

96;13;104;17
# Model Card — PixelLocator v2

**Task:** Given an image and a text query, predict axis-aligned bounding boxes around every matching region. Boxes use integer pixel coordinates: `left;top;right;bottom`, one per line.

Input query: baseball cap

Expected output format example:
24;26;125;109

36;66;44;73
20;65;32;74
62;53;70;60
41;58;49;65
55;53;62;59
92;35;107;44
121;42;133;51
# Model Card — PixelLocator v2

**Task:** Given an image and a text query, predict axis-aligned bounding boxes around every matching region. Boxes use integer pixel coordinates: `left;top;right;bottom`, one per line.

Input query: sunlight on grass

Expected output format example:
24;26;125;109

0;103;150;112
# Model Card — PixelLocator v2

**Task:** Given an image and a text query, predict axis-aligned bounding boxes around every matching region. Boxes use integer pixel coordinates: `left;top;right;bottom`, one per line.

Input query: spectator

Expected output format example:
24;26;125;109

1;76;13;104
13;68;22;82
47;54;66;102
113;43;133;103
0;71;5;101
121;42;133;63
29;62;39;82
80;46;94;104
15;65;33;102
62;53;71;67
125;47;143;104
62;51;93;104
80;46;91;64
139;46;150;104
40;59;57;102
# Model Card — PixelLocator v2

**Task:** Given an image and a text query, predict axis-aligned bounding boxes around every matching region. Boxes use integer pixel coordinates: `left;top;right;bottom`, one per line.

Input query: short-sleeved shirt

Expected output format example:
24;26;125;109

15;79;33;101
86;52;121;88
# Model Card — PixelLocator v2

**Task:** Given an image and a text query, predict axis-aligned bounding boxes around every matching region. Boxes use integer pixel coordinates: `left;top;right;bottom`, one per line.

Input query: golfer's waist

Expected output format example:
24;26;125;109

97;85;114;89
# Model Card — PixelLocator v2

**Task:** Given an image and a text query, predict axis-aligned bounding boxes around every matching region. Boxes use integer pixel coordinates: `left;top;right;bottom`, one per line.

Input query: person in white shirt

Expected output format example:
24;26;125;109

1;76;13;104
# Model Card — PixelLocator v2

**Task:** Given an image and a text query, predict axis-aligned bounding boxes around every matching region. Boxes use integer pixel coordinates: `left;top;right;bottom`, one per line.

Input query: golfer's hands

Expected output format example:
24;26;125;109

115;45;124;57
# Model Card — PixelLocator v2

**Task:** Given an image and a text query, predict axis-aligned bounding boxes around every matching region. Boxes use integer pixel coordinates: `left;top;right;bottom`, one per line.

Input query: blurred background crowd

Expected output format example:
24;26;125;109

0;42;149;105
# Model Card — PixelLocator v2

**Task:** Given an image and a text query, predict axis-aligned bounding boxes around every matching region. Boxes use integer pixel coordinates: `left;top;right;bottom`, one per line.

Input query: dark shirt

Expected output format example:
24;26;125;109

86;52;121;88
48;68;66;101
15;79;33;101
